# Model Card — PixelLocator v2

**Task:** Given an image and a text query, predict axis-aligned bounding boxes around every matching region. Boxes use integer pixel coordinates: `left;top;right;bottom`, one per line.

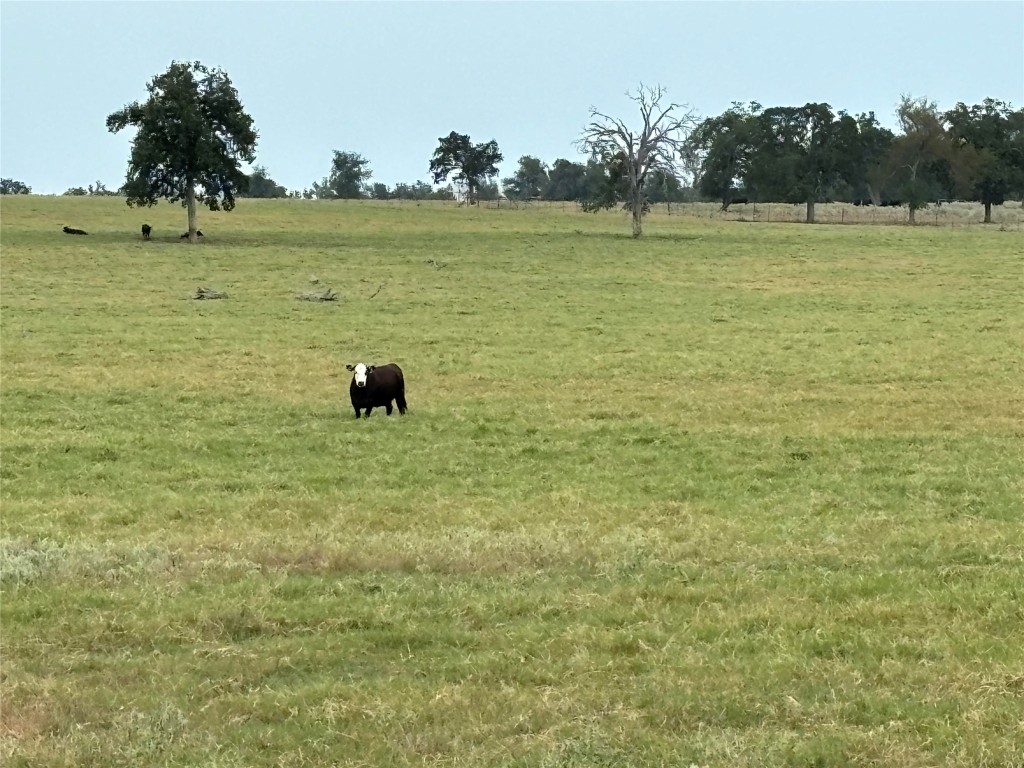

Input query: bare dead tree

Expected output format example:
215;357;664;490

576;84;698;238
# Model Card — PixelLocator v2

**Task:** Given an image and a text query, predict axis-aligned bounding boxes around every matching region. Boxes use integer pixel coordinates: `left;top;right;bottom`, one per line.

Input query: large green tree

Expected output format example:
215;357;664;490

576;84;698;237
544;159;587;201
106;61;257;242
686;102;761;209
944;98;1024;223
429;132;503;205
829;111;894;204
502;156;549;201
884;96;964;224
313;151;372;199
743;103;852;223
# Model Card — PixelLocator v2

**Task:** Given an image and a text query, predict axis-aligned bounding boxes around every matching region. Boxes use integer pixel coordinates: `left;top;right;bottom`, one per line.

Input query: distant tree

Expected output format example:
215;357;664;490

63;186;88;196
432;184;456;201
944;98;1024;223
87;180;118;196
242;165;289;198
1;178;32;195
743;102;855;223
645;169;688;204
502;155;549;201
884;95;962;224
576;84;698;237
544;159;587;201
476;181;501;201
370;182;391;200
313;150;372;199
106;60;258;242
829;111;894;204
686;102;761;209
429;132;503;205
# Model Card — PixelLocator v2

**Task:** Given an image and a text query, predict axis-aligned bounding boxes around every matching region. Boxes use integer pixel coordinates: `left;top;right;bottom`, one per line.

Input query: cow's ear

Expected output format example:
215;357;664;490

345;364;355;371
367;365;376;372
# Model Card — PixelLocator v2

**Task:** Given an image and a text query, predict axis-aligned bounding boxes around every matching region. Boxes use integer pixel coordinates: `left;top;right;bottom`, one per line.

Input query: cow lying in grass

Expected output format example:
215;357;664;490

180;230;204;239
345;363;407;418
63;226;88;235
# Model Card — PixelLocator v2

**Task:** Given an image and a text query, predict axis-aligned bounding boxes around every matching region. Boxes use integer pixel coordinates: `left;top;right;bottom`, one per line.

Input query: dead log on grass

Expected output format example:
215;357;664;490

193;286;227;300
296;287;339;302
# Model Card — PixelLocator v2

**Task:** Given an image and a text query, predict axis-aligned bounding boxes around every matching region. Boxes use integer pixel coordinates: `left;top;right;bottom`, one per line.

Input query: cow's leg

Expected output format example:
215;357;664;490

363;407;373;418
353;406;361;418
385;403;394;415
396;388;407;415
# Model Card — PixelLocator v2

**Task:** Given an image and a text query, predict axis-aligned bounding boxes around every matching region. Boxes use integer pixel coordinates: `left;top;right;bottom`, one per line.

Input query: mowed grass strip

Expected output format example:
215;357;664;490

2;197;1022;767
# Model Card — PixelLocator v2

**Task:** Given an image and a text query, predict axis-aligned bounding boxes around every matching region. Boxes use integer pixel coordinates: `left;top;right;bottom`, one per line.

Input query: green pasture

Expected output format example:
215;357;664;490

1;196;1022;766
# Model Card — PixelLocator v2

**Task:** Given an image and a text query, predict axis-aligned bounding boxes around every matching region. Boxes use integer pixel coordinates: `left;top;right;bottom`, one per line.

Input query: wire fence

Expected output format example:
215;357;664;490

347;197;1024;229
515;199;1012;228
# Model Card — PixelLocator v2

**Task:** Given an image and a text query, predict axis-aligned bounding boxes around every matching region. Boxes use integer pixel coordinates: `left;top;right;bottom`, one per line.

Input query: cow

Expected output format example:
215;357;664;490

180;230;204;239
345;362;407;419
141;224;152;240
62;226;88;235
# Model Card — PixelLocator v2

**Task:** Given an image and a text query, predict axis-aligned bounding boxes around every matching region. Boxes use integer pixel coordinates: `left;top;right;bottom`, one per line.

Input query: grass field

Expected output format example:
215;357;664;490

1;196;1022;767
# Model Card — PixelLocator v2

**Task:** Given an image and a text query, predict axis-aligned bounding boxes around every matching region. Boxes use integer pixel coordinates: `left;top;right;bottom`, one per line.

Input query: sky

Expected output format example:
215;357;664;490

2;0;1022;195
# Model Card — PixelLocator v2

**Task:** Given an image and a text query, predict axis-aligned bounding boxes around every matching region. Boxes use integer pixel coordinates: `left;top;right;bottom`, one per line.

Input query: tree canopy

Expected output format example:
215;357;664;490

576;84;698;237
502;156;549;201
241;165;289;198
687;102;761;209
944;98;1024;222
106;60;258;241
1;178;32;195
429;132;503;205
313;151;372;199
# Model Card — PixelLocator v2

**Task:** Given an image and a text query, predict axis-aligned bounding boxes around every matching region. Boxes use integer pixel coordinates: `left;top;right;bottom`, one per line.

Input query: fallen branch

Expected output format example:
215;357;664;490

193;286;227;300
368;283;384;299
296;287;339;302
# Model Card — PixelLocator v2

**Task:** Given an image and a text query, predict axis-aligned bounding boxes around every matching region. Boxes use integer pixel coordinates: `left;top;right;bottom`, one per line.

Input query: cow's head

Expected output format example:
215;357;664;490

345;363;376;388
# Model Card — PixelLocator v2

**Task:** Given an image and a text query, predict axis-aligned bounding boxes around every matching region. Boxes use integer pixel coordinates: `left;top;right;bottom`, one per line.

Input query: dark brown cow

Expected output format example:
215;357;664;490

345;362;407;418
63;226;88;235
141;224;152;240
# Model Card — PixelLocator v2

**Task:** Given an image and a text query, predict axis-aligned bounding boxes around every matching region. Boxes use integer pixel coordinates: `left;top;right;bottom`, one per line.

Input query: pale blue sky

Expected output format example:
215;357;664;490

2;1;1022;195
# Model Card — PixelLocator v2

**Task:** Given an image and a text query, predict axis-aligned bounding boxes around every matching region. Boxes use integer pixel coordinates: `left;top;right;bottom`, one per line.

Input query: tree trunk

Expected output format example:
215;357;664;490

805;200;816;224
908;206;916;225
984;201;992;223
186;184;198;242
630;172;644;238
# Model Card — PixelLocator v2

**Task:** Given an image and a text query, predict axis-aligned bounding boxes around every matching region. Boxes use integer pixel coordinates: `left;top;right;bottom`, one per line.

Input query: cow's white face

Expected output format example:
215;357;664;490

347;362;371;387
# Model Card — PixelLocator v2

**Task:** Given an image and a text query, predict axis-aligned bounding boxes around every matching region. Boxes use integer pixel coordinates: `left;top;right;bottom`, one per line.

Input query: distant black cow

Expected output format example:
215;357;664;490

62;226;88;235
180;230;204;238
141;224;152;240
345;362;407;419
880;199;903;207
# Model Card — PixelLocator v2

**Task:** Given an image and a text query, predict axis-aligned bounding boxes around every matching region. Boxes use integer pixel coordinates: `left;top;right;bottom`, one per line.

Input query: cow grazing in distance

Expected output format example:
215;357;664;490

180;230;204;239
63;226;88;235
141;224;152;240
345;362;407;418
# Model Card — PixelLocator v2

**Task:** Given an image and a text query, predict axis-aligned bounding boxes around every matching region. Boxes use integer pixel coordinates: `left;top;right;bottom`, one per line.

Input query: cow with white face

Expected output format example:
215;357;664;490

345;362;407;418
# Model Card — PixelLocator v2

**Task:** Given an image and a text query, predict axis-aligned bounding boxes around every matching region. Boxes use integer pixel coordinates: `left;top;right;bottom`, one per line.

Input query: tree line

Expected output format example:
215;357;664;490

236;94;1024;229
4;61;1020;239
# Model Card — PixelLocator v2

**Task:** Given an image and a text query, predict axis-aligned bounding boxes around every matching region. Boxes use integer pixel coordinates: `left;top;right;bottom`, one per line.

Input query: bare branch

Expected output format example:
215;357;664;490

577;84;700;237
